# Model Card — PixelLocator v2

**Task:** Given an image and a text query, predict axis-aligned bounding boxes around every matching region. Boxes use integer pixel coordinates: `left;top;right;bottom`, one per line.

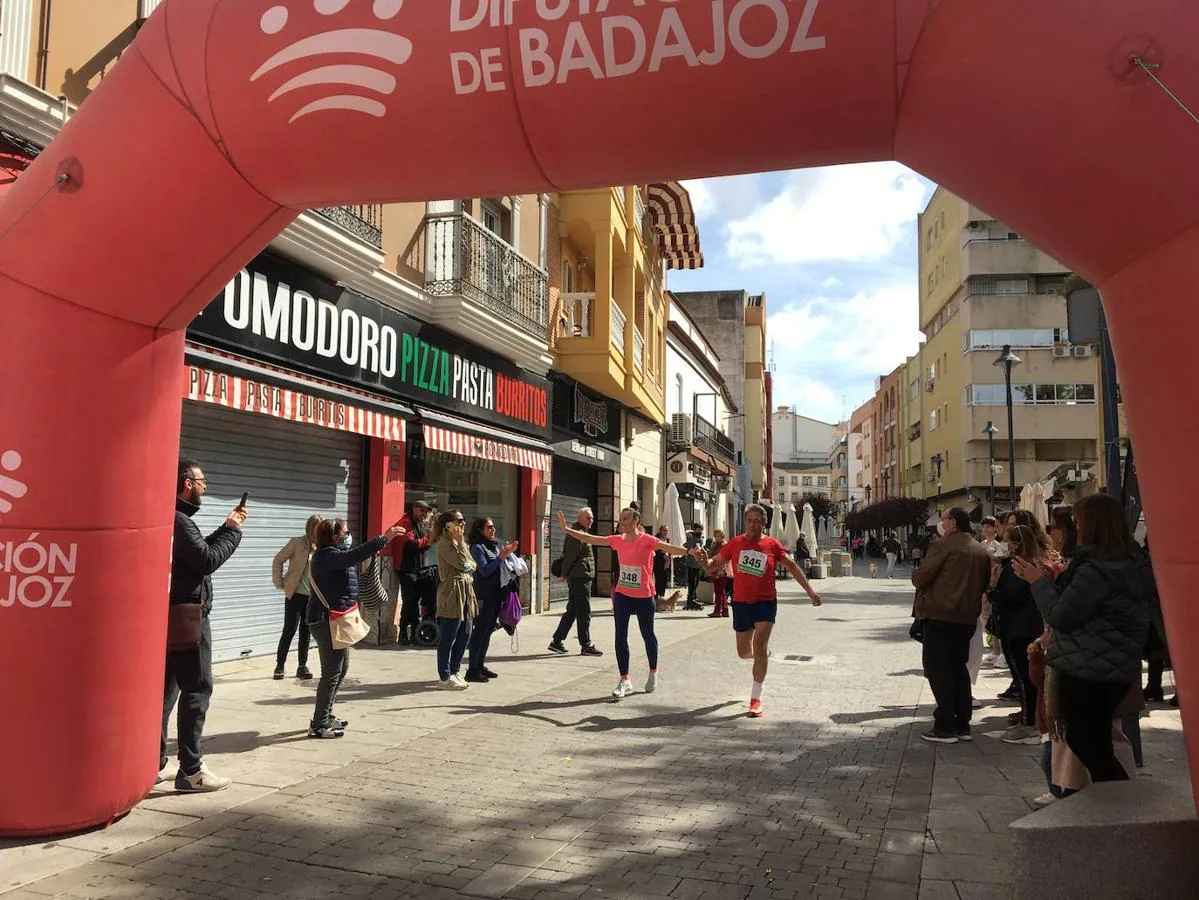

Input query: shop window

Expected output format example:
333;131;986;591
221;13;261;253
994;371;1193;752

405;440;519;542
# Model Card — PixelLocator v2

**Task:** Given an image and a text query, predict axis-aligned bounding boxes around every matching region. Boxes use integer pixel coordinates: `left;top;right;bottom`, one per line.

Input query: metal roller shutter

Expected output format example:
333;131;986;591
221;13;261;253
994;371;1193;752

180;403;365;662
549;460;597;605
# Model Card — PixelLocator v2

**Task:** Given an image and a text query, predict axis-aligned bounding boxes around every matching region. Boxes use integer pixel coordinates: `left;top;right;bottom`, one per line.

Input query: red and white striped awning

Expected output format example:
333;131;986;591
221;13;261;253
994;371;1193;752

183;362;405;442
422;423;550;473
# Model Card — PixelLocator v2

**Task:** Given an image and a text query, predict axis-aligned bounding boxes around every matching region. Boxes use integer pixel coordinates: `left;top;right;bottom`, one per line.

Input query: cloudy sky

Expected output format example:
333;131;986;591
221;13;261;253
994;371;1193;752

666;163;937;424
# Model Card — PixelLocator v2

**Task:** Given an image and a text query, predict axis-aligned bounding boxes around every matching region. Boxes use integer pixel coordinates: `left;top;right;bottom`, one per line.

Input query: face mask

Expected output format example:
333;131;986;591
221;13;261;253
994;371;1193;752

339;534;353;550
937;522;946;536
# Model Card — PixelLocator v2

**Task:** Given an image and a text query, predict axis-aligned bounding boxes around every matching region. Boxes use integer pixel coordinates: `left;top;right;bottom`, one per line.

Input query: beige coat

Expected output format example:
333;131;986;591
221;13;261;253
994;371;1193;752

436;535;479;620
273;535;313;598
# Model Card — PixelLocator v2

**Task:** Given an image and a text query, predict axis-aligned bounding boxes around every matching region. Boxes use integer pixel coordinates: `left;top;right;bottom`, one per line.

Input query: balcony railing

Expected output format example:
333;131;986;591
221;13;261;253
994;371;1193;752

610;304;627;353
633;327;645;371
634;188;648;238
425;213;549;336
315;204;384;248
560;292;594;338
693;414;737;466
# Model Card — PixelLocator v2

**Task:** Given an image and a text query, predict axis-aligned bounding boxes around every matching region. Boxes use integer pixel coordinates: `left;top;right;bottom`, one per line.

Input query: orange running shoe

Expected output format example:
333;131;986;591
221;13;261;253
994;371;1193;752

748;699;763;718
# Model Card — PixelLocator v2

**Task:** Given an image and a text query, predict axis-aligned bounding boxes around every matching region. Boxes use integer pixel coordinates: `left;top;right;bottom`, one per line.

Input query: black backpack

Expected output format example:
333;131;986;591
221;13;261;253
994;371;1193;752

550;557;563;578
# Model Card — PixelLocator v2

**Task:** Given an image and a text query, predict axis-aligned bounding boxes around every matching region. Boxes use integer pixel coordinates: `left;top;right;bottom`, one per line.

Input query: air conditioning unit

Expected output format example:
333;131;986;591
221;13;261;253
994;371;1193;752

1053;346;1071;359
925;379;936;392
1073;346;1093;358
670;413;693;445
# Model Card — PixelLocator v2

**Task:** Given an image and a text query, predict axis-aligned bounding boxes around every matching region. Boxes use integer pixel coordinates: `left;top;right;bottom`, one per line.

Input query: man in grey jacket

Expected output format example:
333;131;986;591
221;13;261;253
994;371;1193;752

912;507;991;744
549;507;603;656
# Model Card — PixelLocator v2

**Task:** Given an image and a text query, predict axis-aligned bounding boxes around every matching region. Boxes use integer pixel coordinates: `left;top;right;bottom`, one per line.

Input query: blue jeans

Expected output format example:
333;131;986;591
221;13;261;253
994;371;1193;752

437;617;472;680
468;595;501;672
613;593;657;677
1039;741;1062;798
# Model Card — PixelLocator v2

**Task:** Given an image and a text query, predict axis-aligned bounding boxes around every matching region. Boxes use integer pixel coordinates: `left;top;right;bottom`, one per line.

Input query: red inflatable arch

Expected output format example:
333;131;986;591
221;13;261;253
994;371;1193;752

1;0;1197;835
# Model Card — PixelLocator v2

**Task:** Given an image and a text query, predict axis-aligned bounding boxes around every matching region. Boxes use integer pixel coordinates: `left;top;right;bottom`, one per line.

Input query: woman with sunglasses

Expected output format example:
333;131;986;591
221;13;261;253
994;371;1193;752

465;517;518;683
433;511;478;689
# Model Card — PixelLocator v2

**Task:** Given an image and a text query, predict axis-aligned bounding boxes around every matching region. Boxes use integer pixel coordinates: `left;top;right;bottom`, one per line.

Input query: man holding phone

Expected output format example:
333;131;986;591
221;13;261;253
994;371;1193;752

161;459;247;792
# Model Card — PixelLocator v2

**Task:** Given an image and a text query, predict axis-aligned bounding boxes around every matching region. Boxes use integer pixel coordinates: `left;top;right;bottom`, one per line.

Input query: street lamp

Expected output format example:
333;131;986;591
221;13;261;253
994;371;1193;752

883;470;890;499
994;345;1023;508
983;421;999;516
865;485;872;503
931;453;944;511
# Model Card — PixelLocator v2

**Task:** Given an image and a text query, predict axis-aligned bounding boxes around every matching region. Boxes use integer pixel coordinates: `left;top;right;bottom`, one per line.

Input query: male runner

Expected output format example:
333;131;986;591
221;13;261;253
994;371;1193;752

699;504;822;718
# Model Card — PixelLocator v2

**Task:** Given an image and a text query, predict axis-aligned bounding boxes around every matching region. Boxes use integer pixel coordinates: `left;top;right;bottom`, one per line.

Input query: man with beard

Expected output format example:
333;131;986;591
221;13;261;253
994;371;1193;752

391;499;436;645
161;459;246;792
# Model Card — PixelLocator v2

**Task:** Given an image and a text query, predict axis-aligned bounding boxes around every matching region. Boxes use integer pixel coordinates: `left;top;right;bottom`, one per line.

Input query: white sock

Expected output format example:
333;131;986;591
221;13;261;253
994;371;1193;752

751;681;764;701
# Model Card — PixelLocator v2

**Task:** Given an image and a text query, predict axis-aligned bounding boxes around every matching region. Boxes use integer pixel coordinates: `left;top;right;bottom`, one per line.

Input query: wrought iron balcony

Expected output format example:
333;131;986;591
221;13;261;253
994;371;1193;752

425;213;549;337
693;413;737;466
314;204;384;248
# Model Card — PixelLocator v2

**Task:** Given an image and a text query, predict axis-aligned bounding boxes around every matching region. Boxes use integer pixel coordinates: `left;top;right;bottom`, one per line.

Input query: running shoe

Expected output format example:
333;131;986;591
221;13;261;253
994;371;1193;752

548;641;568;654
1032;793;1057;808
748;699;763;718
920;729;959;744
645;673;658;694
612;680;634;698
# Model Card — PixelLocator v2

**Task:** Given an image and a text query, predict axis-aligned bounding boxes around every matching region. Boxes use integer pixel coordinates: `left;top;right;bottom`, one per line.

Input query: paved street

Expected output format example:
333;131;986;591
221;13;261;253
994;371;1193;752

2;572;1189;900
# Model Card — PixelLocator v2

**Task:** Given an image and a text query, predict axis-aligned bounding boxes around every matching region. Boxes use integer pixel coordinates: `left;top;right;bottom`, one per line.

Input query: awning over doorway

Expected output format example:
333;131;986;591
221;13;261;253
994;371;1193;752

418;408;551;473
183;344;409;441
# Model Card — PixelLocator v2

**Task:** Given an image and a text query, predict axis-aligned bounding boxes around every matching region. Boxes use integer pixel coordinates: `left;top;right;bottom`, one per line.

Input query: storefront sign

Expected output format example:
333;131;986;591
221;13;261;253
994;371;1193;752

188;253;550;440
183;363;406;442
551;374;621;450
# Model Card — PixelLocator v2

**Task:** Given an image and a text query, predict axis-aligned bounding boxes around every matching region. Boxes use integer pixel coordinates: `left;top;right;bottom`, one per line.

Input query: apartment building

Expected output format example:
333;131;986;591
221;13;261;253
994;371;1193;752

672;291;771;507
871;368;902;501
908;187;1097;512
849;396;876;507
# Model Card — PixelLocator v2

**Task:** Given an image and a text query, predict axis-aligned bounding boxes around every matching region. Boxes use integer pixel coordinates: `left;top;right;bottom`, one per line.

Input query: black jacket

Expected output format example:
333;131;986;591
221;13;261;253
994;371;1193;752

308;536;388;624
170;498;243;615
988;561;1043;641
1033;548;1152;684
470;540;505;608
561;531;594;580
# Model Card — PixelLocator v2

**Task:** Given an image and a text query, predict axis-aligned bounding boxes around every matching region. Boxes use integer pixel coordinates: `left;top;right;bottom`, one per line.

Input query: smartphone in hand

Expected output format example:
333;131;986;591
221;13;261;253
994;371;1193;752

238;492;249;509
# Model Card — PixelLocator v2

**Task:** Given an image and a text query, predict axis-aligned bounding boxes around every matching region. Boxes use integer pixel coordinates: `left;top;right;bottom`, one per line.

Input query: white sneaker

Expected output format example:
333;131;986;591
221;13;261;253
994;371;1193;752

971;698;983;709
449;674;470;690
174;763;231;793
612;680;634;698
645;673;658;694
1032;792;1057;808
155;765;174;785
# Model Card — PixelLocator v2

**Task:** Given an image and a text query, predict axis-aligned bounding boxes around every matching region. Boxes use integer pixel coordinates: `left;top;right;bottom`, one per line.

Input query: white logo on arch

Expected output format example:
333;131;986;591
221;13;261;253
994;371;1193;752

0;450;27;520
253;0;411;124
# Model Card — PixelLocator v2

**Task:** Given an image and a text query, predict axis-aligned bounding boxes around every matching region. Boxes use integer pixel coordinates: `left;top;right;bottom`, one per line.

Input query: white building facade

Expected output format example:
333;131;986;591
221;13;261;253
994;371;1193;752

665;303;739;536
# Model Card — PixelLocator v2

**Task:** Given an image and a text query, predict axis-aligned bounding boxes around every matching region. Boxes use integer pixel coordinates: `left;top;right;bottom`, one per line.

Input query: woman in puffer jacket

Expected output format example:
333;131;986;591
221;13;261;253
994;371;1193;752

1013;493;1152;784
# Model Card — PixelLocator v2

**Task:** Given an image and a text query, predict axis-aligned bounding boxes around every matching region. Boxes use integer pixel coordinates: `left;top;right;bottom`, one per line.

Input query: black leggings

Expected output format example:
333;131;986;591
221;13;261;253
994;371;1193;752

1001;635;1038;727
613;593;657;677
1059;672;1132;783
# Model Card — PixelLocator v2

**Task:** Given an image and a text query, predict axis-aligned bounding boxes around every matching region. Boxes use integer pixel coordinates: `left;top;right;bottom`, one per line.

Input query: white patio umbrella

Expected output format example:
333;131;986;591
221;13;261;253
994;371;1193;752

664;482;686;547
783;503;802;549
769;503;786;541
800;502;818;552
663;483;687;589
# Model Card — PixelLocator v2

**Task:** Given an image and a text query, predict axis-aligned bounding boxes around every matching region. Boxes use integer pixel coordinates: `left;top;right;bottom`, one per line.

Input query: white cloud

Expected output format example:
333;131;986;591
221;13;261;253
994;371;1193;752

821;275;842;288
726;163;933;268
766;286;923;421
679;174;765;222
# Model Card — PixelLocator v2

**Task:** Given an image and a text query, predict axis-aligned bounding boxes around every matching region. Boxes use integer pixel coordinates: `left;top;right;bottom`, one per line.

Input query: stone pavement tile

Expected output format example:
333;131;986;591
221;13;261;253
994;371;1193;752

927;809;990;833
917;881;960;900
953;882;1011;900
865;879;919;900
922;854;1011;884
102;834;197;867
54;808;196;856
871;852;922;884
138;781;275;818
879;830;929;856
0;844;101;894
928;829;1013;858
882;810;928;832
13;861;133;897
